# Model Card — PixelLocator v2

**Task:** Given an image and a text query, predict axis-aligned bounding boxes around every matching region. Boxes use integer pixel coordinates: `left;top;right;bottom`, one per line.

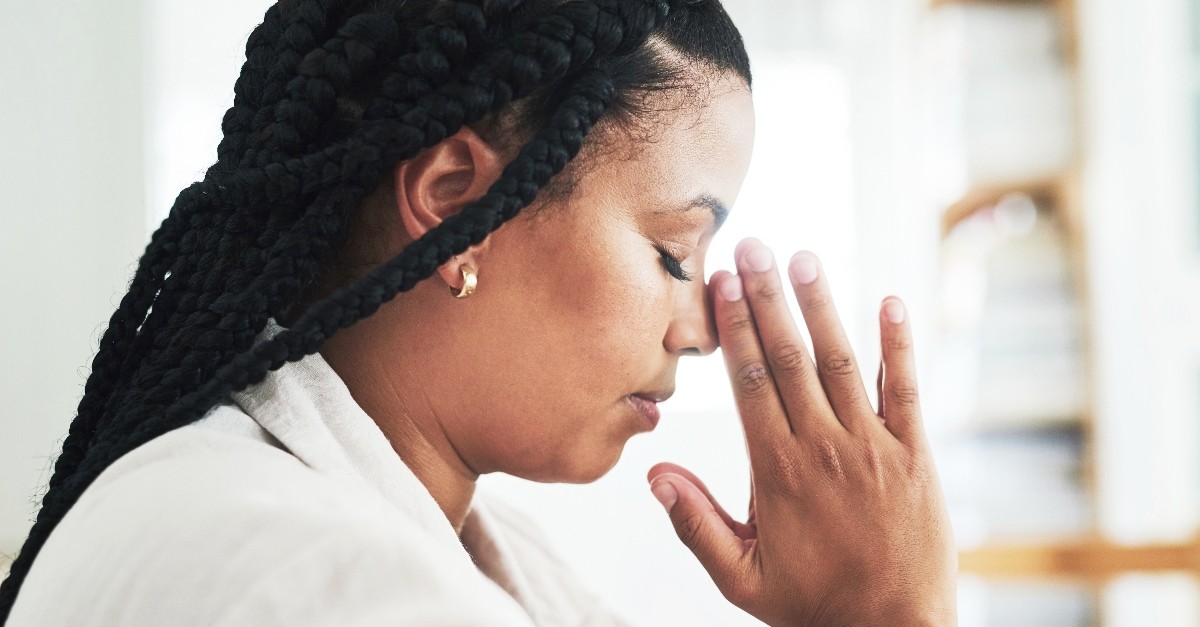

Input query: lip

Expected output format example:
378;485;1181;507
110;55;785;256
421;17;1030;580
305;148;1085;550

627;394;663;430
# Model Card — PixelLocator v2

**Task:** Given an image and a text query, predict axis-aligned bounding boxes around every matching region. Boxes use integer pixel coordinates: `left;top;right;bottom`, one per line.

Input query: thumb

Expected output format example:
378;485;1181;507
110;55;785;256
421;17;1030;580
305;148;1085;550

650;473;749;586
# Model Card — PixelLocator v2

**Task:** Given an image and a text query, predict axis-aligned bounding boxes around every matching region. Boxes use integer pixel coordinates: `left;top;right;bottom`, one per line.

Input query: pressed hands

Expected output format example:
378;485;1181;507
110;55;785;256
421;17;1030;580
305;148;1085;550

648;239;957;627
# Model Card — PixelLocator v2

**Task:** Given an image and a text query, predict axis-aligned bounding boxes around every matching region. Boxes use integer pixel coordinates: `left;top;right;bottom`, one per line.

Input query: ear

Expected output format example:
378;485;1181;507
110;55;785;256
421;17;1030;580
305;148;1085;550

393;125;504;293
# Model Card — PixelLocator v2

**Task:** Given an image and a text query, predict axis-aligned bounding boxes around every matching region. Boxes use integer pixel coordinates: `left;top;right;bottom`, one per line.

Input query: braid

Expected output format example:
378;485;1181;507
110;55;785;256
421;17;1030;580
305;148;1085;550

0;0;750;620
69;2;319;451
215;4;287;167
107;70;614;466
50;1;404;470
95;0;652;449
73;2;387;445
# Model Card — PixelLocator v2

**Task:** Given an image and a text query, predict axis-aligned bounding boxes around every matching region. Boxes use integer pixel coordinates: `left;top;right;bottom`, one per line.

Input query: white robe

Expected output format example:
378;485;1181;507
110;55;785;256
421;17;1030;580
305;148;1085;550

9;322;630;626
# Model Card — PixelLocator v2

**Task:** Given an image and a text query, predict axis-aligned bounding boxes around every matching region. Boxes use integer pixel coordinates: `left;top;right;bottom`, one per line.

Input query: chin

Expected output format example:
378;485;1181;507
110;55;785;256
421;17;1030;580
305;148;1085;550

529;440;628;484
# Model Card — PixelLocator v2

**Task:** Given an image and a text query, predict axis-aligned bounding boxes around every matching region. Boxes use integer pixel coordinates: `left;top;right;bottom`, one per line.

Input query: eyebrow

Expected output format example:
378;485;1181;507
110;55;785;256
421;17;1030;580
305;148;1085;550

659;194;730;231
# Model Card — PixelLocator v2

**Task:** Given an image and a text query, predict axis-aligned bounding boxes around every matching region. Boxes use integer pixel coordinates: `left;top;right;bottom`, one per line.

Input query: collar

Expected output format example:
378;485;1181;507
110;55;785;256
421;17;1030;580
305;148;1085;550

230;320;533;611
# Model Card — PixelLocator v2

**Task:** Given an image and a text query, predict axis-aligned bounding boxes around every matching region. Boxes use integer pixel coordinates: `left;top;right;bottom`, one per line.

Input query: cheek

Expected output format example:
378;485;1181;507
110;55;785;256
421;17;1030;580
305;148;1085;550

503;227;670;399
494;215;669;342
558;233;671;361
457;218;673;476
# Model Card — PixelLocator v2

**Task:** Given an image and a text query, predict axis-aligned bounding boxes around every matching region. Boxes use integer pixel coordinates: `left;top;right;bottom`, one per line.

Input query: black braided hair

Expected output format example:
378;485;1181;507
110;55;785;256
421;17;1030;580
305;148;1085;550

0;0;749;619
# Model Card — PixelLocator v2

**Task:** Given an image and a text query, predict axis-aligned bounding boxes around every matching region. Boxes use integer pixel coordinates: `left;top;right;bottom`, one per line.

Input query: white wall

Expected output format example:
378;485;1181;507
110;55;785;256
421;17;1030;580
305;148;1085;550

144;0;275;226
0;1;148;559
1079;0;1200;545
0;0;277;568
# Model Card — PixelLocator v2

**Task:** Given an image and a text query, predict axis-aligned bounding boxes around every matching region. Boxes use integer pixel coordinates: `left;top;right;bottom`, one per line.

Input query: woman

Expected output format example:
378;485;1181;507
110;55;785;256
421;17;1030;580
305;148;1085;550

0;0;956;624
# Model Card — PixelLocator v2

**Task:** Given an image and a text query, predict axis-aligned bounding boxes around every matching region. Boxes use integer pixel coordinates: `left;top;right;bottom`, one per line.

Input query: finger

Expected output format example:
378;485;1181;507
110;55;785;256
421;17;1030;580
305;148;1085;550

788;251;876;435
648;462;743;534
746;473;757;536
876;360;885;420
711;270;793;453
879;297;925;445
734;239;838;435
649;473;752;595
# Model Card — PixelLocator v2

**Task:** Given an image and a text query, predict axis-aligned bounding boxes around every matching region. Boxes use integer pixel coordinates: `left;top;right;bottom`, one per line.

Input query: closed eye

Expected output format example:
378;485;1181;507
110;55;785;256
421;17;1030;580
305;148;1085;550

657;247;694;282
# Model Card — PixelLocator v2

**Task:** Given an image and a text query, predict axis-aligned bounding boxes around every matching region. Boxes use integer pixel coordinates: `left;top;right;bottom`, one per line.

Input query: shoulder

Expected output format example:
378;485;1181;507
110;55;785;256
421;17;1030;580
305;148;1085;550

205;514;531;627
12;410;532;627
67;407;377;538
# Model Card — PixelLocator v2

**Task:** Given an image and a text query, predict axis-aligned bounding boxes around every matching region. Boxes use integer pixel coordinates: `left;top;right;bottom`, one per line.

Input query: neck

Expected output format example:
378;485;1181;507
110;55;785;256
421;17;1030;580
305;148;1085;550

319;322;479;535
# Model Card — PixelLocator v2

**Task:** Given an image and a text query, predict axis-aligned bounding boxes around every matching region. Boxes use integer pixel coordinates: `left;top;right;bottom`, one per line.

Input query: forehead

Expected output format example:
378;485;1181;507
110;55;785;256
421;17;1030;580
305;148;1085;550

585;77;755;207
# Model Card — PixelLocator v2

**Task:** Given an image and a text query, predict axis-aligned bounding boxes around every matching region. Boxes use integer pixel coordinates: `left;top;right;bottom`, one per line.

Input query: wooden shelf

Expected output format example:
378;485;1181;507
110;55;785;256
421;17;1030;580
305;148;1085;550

926;0;1125;599
927;0;1080;63
940;173;1067;236
929;0;1057;7
949;415;1085;440
960;538;1200;579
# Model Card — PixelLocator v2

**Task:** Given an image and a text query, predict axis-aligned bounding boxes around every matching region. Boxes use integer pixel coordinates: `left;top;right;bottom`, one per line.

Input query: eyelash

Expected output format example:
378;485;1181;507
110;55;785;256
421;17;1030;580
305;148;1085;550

656;247;694;282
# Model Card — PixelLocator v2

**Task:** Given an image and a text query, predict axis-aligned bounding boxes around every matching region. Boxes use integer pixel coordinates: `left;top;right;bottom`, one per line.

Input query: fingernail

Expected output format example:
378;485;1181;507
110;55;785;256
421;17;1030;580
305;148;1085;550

884;298;906;324
718;274;743;301
651;480;678;513
743;244;775;273
789;252;818;285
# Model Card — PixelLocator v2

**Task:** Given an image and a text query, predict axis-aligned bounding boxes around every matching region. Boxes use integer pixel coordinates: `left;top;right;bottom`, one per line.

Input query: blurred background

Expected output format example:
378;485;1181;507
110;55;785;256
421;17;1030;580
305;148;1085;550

2;0;1198;624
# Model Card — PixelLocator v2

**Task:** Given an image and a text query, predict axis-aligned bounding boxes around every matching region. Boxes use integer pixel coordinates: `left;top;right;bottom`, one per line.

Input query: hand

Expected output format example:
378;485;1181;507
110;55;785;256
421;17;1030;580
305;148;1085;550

648;239;957;627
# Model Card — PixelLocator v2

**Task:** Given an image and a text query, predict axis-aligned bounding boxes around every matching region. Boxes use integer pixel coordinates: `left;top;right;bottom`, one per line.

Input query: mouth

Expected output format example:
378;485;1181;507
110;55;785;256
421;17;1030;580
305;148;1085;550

626;389;673;430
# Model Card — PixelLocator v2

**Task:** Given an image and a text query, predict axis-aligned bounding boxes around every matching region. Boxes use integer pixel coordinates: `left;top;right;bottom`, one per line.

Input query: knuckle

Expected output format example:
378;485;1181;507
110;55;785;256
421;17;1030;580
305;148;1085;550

888;381;921;409
808;436;846;482
750;282;782;304
768;342;811;377
858;445;888;488
674;511;708;551
735;361;774;397
762;447;806;496
819;351;857;379
802;292;833;314
884;335;911;353
724;314;756;335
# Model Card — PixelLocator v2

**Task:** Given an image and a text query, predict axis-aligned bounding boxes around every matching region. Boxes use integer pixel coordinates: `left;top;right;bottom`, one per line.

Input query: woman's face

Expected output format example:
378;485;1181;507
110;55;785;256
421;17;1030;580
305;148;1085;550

443;77;755;482
342;75;756;484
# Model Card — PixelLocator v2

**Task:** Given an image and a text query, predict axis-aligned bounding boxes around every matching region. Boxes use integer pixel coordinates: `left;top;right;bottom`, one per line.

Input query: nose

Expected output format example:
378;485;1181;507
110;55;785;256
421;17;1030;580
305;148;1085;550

663;275;719;357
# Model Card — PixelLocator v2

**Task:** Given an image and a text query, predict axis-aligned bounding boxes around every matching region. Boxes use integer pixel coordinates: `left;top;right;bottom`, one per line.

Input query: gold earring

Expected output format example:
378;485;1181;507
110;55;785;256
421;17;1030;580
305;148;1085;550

450;265;477;299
